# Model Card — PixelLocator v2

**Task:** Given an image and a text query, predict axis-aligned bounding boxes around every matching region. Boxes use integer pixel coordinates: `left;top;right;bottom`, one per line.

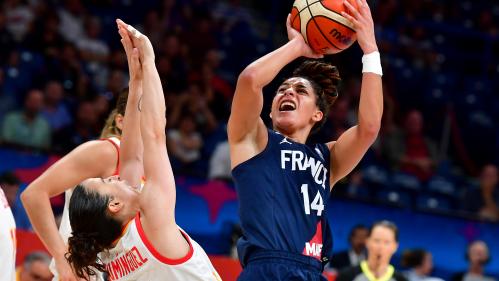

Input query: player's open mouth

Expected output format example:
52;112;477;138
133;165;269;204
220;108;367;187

279;101;297;112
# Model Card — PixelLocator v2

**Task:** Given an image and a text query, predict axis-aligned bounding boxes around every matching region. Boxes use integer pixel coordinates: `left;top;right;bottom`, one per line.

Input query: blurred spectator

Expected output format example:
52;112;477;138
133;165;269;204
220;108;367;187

157;33;189;92
337;221;407;281
76;16;109;63
183;10;217;66
53;100;99;153
401;249;444;281
93;93;112;125
76;16;110;89
23;10;65;59
382;110;438;182
464;164;499;221
328;225;369;271
0;68;17;123
168;114;203;175
45;42;85;96
17;251;53;281
106;69;127;97
57;0;86;44
40;81;72;132
169;88;218;134
192;59;233;121
139;10;164;47
1;89;51;149
4;0;34;42
208;140;231;182
3;50;35;103
451;241;496;281
0;10;15;64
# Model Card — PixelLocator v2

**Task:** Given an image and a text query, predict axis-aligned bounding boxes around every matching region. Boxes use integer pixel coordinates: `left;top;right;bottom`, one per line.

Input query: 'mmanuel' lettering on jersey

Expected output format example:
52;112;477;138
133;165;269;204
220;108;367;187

105;246;148;280
281;150;327;188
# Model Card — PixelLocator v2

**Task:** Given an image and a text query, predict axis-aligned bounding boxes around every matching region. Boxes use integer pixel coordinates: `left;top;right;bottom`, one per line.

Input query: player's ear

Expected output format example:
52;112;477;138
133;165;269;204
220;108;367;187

312;110;323;122
108;198;123;214
269;112;272;119
115;114;124;130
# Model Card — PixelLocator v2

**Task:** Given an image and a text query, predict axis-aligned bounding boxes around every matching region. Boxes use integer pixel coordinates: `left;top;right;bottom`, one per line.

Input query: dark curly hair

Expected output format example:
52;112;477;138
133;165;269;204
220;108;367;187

65;184;122;280
292;60;341;132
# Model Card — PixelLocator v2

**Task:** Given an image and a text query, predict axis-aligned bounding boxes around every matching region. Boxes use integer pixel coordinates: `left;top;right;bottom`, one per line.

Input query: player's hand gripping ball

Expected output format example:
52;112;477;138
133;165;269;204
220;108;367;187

291;0;359;54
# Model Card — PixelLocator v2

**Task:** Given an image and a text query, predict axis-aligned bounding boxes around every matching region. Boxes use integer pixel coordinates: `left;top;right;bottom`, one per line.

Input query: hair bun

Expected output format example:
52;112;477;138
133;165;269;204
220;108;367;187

66;232;107;279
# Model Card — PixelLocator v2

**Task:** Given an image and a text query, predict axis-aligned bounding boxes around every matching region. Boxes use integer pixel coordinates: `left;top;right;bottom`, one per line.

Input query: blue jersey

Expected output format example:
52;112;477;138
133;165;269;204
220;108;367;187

233;129;333;267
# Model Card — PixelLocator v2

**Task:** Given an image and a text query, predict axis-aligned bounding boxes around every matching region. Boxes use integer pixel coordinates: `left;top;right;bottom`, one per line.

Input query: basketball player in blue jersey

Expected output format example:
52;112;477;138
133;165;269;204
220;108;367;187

228;0;383;280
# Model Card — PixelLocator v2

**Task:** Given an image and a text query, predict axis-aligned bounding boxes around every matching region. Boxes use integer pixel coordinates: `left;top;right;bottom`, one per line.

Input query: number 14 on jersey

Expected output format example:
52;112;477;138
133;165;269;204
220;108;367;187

300;184;324;216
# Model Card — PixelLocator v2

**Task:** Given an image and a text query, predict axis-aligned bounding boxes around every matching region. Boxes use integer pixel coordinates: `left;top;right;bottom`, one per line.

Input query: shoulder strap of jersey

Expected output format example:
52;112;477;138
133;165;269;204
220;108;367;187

100;137;120;175
133;213;194;265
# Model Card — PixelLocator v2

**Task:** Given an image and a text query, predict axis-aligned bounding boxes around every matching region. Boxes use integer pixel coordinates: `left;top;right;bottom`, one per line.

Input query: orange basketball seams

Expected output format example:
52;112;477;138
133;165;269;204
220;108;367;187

291;0;358;54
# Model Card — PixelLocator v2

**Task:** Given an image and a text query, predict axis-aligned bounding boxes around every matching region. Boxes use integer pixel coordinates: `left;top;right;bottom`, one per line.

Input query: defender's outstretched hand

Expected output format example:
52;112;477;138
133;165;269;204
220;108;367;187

341;0;378;54
117;21;141;81
286;14;323;59
116;19;155;63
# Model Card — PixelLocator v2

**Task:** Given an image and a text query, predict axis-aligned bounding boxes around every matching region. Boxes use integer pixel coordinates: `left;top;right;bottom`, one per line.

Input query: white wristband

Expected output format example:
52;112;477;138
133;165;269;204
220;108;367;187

362;51;383;76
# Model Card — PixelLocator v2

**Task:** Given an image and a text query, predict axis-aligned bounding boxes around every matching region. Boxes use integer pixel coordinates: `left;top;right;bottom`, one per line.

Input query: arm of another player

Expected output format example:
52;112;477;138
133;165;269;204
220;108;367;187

328;0;383;186
117;21;143;187
228;15;323;167
20;141;117;281
117;19;189;258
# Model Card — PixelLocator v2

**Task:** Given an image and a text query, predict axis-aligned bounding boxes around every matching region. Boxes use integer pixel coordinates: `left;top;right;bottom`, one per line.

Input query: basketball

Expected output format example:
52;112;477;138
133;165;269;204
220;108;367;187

291;0;358;54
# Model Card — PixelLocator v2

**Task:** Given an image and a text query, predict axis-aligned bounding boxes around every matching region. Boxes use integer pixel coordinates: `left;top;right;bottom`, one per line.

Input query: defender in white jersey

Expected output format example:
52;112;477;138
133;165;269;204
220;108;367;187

64;20;220;281
47;136;121;281
21;87;129;281
21;85;133;281
0;187;16;281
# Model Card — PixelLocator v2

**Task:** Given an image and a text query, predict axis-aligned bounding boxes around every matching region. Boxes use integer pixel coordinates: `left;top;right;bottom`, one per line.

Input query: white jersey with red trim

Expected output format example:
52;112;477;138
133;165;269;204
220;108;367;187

99;215;221;281
50;137;121;281
0;187;16;281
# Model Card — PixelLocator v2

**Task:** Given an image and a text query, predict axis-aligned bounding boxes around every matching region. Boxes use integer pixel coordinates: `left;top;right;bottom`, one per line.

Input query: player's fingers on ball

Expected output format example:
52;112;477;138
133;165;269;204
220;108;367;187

362;0;370;10
341;11;358;27
356;0;365;10
343;0;360;19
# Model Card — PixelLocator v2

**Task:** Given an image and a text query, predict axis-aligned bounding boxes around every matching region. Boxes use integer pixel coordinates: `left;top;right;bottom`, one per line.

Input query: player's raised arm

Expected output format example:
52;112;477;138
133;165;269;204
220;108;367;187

328;0;383;186
228;15;323;164
117;19;190;260
20;141;117;281
116;20;173;216
117;23;143;187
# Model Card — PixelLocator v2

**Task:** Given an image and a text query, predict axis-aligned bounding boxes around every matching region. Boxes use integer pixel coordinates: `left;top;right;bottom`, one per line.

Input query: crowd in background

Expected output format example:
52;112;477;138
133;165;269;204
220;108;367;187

1;0;497;220
0;0;498;279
